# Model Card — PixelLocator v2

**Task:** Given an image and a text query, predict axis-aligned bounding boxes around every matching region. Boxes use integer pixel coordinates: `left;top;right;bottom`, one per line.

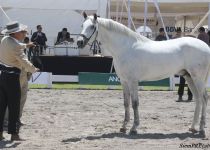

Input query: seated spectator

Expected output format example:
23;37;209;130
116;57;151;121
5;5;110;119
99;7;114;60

55;28;72;45
197;27;209;45
155;28;167;41
173;27;182;39
207;30;210;45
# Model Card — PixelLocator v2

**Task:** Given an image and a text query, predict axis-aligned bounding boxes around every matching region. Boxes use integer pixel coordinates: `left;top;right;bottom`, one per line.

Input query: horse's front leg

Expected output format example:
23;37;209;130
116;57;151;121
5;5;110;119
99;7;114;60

129;83;139;135
199;90;208;138
120;83;130;133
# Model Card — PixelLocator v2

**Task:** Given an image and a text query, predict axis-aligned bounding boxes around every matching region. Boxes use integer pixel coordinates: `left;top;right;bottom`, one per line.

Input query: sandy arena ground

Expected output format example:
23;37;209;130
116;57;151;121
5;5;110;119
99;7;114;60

0;89;210;150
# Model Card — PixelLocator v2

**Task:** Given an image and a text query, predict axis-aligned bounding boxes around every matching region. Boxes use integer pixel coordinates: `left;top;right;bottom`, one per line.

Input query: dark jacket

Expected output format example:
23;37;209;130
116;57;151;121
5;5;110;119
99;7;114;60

197;32;209;45
155;35;167;41
56;31;70;44
31;31;47;46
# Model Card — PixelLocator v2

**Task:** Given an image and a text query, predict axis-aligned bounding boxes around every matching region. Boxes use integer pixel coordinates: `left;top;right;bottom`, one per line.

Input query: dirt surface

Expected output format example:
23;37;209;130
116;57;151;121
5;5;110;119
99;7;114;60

0;89;210;150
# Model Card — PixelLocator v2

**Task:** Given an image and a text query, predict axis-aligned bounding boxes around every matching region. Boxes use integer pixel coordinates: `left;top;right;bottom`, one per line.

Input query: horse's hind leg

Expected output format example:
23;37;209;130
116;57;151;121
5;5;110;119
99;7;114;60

186;73;207;137
184;75;200;132
200;90;208;138
129;81;139;135
120;82;130;133
199;66;209;138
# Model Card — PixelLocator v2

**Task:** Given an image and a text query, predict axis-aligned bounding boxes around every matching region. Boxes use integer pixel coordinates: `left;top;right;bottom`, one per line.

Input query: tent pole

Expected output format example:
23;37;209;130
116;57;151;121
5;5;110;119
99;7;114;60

127;0;131;28
0;6;12;22
144;0;148;36
119;0;124;23
116;0;120;21
183;16;186;36
0;7;3;31
208;3;210;30
107;0;111;19
190;10;210;35
153;0;169;40
123;0;136;30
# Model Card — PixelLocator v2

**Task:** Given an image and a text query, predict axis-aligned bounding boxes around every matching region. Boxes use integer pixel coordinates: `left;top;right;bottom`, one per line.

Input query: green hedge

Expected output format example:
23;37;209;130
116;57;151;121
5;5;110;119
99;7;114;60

79;72;170;86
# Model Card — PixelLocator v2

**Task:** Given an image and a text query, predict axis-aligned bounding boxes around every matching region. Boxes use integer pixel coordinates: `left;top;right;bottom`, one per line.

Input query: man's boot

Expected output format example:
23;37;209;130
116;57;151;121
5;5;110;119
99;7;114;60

11;134;24;141
0;132;5;141
187;96;193;102
176;95;183;102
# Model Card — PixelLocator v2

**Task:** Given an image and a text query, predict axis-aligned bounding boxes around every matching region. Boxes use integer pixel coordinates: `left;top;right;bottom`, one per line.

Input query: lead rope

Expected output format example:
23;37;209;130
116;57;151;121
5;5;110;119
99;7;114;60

30;45;43;82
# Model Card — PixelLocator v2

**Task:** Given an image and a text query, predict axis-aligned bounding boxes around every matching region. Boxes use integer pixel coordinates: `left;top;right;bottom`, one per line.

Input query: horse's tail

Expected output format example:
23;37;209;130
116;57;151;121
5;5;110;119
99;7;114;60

204;47;210;84
205;61;210;84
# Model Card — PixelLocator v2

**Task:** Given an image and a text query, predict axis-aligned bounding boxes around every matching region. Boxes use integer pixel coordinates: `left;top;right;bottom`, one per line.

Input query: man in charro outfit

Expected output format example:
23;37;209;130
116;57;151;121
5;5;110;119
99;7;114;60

0;21;39;141
4;37;33;127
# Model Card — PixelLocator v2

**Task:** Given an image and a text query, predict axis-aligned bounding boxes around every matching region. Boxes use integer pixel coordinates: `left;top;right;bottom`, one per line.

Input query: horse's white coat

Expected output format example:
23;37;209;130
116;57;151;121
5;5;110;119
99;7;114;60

78;15;209;137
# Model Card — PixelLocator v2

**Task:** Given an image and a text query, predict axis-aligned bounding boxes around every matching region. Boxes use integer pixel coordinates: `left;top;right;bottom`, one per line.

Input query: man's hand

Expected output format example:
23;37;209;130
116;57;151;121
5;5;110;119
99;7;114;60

26;42;36;48
27;72;32;81
35;68;40;72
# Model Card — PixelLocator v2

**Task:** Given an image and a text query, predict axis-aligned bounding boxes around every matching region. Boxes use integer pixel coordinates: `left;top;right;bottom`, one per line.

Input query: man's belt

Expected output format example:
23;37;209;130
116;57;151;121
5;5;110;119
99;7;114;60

0;64;20;74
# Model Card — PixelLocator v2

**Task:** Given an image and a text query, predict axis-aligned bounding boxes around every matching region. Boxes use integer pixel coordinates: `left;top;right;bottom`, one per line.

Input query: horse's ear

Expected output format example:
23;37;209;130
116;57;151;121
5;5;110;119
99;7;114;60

93;13;97;21
83;12;87;19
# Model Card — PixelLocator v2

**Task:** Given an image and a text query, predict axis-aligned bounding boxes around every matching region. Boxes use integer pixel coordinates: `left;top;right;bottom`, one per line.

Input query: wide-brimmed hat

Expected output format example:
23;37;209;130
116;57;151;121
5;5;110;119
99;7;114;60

1;21;28;34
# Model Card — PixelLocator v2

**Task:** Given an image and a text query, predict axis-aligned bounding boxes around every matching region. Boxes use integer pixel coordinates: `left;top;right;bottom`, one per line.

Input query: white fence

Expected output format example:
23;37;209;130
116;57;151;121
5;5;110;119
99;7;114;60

29;73;210;90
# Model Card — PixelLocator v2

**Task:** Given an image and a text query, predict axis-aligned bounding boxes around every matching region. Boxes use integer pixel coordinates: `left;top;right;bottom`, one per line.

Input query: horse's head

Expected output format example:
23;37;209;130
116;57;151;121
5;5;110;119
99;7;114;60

77;12;98;48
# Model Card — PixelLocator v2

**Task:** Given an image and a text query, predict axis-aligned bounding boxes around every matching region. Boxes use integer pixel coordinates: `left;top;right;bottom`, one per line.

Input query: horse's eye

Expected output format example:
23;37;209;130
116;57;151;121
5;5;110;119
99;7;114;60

90;25;95;29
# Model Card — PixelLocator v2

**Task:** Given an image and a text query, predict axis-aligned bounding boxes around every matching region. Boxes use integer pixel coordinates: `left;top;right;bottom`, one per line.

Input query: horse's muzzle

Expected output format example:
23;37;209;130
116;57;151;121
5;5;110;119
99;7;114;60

77;40;84;48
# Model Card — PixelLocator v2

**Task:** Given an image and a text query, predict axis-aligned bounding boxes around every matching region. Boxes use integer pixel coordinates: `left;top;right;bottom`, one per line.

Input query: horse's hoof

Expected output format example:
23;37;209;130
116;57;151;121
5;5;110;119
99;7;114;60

129;130;137;135
202;136;209;140
120;128;126;133
199;130;207;139
189;128;198;133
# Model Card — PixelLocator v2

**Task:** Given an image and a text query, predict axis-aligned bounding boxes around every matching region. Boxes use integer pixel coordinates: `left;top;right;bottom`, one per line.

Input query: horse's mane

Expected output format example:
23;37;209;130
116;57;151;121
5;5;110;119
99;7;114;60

97;18;151;42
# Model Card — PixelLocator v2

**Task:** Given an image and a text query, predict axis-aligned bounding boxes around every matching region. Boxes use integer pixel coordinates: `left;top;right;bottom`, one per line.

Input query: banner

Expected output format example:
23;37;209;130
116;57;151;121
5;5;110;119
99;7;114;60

29;72;52;88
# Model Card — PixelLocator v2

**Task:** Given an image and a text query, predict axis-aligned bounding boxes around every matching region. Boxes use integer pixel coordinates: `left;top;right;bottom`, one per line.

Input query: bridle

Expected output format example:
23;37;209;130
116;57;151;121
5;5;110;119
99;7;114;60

80;24;98;46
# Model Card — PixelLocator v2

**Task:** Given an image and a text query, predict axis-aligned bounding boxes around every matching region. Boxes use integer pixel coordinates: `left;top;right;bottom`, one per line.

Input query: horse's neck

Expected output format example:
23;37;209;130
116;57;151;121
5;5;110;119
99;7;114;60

97;18;150;57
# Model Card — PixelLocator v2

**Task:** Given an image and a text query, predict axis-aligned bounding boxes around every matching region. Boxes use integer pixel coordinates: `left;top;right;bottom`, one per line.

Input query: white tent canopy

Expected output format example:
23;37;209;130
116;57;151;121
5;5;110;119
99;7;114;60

0;0;106;11
0;0;107;46
111;0;210;38
111;0;209;17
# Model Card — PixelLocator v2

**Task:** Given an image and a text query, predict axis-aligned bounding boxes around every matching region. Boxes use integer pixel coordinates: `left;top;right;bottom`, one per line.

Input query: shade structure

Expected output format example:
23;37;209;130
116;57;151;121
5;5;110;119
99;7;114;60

136;25;152;38
136;26;152;33
110;0;210;37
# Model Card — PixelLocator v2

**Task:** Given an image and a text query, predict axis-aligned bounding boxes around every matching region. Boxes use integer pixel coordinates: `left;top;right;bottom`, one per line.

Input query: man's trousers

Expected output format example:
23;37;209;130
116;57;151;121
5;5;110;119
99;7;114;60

0;71;20;134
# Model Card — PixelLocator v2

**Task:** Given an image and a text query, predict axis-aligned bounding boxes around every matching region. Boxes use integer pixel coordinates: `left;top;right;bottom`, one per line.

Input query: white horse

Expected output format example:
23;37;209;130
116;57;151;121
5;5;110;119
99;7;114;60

77;13;209;138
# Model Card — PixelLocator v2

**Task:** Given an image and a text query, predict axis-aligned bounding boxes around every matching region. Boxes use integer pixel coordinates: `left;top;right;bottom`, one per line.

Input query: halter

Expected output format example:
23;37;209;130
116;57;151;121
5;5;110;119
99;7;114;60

80;24;98;46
